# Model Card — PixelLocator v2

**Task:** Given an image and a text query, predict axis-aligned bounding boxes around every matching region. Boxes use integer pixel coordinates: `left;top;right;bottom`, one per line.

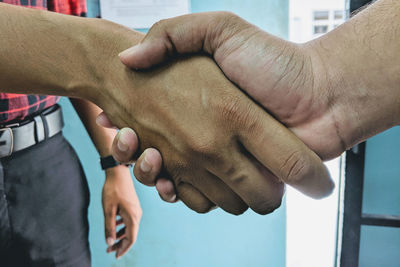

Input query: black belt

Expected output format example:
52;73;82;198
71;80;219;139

0;104;64;158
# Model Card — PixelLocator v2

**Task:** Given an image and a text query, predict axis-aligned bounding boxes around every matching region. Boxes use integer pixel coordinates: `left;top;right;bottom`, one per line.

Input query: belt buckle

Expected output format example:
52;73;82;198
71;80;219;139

0;127;13;158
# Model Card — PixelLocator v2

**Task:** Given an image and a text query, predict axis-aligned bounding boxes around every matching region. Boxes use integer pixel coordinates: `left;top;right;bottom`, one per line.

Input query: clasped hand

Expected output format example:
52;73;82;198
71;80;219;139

95;13;334;215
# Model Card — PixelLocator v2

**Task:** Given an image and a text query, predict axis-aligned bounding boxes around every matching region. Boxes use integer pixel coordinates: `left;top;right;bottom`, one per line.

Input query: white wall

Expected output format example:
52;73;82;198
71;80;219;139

286;158;343;267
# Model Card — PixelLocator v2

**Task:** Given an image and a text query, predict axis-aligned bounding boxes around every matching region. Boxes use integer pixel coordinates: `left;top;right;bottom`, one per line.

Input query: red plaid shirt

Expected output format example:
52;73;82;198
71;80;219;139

0;0;87;123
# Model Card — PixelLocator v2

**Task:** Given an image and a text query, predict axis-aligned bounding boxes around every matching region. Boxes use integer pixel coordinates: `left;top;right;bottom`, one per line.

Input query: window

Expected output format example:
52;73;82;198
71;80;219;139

313;11;329;20
334;10;343;19
311;9;345;37
314;25;328;34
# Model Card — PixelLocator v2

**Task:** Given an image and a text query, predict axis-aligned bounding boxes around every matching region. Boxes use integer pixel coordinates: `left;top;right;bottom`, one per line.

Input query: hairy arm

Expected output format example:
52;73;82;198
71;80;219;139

0;2;142;100
309;0;400;149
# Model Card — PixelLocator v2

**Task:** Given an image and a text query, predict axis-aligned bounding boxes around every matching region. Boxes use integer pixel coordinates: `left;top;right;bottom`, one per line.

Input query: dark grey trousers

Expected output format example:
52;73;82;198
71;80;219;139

0;133;91;267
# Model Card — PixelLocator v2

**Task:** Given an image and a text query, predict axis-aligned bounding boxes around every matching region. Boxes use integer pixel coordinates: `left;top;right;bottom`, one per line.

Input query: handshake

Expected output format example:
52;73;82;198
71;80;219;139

91;4;400;215
94;12;351;215
4;2;395;215
1;0;398;261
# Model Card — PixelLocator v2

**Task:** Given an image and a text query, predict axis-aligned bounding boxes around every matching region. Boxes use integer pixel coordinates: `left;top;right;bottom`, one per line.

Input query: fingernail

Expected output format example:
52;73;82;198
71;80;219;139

169;194;176;202
117;129;132;152
160;193;176;203
117;139;128;152
95;115;103;126
119;45;141;59
106;237;114;246
140;154;152;173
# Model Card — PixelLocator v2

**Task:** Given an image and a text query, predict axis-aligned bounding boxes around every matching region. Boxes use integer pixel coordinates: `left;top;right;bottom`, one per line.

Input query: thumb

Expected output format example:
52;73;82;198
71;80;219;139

119;11;241;69
112;128;139;164
96;111;117;129
239;105;335;199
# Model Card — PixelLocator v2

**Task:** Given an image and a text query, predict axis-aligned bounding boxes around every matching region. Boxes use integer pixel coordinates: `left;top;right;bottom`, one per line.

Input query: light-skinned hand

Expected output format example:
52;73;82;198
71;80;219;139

102;165;142;258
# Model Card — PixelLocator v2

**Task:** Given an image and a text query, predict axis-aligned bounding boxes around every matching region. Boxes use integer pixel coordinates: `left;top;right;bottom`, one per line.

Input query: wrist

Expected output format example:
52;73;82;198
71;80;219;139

105;164;132;178
308;32;400;152
101;155;132;172
73;18;144;106
306;0;400;152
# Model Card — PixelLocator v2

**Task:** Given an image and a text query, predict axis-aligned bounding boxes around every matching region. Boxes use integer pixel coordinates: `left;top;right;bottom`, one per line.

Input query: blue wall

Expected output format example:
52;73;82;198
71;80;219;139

86;0;289;38
190;0;288;38
62;1;289;266
359;127;400;267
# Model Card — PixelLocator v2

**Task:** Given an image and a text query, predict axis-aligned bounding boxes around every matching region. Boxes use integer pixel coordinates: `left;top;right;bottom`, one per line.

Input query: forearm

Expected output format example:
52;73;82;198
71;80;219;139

308;0;400;147
70;98;115;157
0;3;143;101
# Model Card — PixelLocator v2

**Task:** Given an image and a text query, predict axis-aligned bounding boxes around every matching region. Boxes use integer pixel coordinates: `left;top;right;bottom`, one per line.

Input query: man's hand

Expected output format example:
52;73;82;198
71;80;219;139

89;16;333;213
103;12;339;204
113;0;400;204
90;17;334;215
104;53;334;214
0;4;333;215
118;0;400;160
102;166;142;259
118;12;343;160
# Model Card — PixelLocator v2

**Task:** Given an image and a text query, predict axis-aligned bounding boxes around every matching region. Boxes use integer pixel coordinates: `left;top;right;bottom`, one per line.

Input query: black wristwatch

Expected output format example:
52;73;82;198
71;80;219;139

100;155;132;170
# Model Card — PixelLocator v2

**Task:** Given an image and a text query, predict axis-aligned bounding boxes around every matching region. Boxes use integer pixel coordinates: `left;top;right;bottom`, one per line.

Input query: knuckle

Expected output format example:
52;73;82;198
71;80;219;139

183;196;214;214
279;150;312;184
151;19;167;31
219;96;242;123
188;137;214;155
229;204;249;216
186;134;221;163
216;11;239;22
227;166;256;188
129;207;142;221
180;190;215;214
212;11;252;43
248;182;285;215
105;209;114;219
192;203;215;214
218;96;258;132
169;165;186;185
228;170;247;187
136;213;143;222
251;196;283;215
136;207;143;219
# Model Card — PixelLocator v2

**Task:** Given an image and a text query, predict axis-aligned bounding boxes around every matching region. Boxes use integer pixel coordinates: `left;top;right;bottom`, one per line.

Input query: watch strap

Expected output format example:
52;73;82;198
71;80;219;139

100;155;121;170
